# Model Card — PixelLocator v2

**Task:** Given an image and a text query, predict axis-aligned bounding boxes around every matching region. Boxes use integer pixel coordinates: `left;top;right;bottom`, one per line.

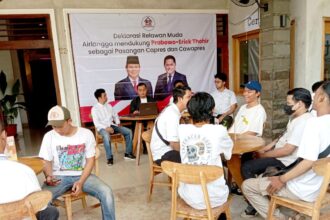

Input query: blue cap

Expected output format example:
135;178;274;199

244;80;262;92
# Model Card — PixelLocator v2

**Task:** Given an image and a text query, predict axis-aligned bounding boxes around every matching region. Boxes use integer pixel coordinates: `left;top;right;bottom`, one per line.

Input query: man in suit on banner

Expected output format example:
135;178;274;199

114;55;153;100
154;55;189;101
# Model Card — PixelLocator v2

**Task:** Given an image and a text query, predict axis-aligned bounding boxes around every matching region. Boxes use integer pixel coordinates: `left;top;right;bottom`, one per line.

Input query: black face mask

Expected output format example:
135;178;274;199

283;104;295;115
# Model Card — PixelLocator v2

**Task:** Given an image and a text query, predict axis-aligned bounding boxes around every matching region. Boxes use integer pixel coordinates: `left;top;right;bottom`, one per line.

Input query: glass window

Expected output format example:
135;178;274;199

239;38;259;85
233;30;259;92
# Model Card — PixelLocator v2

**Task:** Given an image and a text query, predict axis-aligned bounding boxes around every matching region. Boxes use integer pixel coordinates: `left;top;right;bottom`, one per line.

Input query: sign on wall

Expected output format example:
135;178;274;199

69;13;217;122
244;10;259;32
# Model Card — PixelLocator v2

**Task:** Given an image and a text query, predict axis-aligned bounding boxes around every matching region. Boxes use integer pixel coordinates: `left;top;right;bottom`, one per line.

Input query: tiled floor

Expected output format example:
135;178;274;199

17;128;263;220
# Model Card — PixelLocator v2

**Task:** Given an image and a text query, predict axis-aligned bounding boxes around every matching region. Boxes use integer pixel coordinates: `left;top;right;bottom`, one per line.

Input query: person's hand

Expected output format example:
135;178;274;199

256;151;265;158
106;127;114;134
266;176;285;195
133;110;140;115
71;181;83;196
218;115;225;123
45;176;61;186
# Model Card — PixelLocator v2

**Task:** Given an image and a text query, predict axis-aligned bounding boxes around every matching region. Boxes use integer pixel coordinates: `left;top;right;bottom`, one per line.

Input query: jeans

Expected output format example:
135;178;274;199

43;175;115;220
36;205;59;220
241;157;286;180
99;125;133;159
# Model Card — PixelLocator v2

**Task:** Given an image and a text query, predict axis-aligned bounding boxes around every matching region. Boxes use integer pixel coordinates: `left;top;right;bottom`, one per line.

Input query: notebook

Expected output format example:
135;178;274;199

139;102;158;116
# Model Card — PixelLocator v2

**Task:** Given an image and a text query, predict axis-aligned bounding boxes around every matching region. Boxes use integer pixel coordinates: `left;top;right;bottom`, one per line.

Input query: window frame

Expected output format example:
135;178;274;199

232;29;260;94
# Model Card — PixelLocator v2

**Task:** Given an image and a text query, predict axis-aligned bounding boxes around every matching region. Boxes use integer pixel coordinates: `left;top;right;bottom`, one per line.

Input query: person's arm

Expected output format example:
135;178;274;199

258;140;277;154
42;160;61;185
219;104;238;121
71;157;95;196
111;106;121;125
259;143;296;158
266;159;314;195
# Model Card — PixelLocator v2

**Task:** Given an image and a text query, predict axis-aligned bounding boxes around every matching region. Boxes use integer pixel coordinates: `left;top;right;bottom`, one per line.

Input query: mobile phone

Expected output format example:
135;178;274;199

45;178;61;186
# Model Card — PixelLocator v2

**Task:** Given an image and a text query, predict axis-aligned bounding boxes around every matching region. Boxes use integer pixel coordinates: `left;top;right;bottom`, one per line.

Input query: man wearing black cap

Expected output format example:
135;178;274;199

228;80;267;136
114;55;153;100
39;106;116;220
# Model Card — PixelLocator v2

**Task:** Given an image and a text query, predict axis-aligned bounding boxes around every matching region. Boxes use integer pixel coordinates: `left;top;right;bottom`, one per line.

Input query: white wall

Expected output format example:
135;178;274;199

228;1;259;106
291;0;330;90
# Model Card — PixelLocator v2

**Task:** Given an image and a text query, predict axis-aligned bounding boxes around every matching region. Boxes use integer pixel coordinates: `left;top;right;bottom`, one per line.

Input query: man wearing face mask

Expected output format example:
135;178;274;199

240;88;313;218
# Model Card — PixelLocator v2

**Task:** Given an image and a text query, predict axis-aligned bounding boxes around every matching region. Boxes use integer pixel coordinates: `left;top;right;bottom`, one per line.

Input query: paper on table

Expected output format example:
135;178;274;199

4;136;17;160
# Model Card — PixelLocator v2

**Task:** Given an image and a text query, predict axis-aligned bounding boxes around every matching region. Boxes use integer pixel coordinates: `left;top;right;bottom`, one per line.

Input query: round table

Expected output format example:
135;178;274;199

120;114;158;165
18;157;44;174
227;134;266;188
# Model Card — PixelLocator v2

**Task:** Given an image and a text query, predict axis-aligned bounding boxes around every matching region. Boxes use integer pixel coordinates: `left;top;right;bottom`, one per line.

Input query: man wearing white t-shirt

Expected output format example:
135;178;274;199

151;86;192;165
178;92;233;213
228;80;266;136
0;112;59;220
242;81;330;219
241;88;313;218
39;106;115;220
211;73;237;127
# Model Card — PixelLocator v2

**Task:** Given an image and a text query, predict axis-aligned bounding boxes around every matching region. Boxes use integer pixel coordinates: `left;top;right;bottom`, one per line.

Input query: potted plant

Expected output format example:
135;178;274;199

0;70;26;136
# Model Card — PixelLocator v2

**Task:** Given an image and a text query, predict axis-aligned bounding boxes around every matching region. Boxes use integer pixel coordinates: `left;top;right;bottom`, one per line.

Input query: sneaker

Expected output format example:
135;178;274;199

241;205;258;218
230;182;242;195
124;153;136;160
107;157;113;166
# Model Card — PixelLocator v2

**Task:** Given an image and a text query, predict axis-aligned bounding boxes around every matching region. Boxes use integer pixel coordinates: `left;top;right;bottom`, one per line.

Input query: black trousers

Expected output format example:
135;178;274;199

241;157;286;180
155;150;181;166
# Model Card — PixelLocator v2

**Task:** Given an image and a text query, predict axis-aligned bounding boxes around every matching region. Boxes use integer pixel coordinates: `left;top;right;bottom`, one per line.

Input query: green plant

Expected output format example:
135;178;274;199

0;70;26;124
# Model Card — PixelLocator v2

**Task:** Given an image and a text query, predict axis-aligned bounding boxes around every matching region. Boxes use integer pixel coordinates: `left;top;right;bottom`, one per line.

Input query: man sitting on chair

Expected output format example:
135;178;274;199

240;88;313;218
151;86;192;165
178;92;233;212
39;105;116;220
92;88;136;166
130;82;156;115
242;81;330;219
0;113;59;220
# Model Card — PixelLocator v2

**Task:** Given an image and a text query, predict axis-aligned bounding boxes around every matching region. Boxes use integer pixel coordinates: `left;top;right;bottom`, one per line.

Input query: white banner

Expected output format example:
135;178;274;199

69;13;217;122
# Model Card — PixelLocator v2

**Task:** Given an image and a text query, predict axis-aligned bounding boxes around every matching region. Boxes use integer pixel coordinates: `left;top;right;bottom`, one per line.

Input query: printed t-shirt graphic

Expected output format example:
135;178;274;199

56;144;86;171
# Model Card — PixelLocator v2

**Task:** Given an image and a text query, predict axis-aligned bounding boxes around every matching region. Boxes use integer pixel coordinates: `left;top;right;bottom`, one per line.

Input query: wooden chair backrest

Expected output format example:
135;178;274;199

142;129;154;167
0;190;52;220
312;157;330;208
161;161;224;220
161;161;223;184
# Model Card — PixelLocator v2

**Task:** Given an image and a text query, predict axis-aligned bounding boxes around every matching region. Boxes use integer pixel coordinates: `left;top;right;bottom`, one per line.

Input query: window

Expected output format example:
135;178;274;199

324;19;330;80
233;30;259;92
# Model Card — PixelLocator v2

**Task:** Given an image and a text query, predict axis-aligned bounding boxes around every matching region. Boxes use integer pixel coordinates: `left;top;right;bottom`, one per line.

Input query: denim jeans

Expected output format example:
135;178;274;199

43;175;115;220
99;125;133;159
241;157;286;180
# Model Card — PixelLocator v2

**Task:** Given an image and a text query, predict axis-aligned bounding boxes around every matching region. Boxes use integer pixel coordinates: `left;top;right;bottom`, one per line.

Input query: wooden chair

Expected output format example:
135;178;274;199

0;190;52;220
95;129;126;153
161;161;232;220
142;129;171;202
53;146;101;220
267;157;330;220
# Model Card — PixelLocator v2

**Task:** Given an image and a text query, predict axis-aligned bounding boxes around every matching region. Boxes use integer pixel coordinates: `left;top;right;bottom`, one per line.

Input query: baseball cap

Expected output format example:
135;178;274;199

126;56;139;65
243;80;262;92
46;105;71;127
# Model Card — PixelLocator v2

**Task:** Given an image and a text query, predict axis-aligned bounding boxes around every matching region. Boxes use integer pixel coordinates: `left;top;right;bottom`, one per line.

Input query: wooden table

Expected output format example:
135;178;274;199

18;157;44;174
227;134;266;188
120;114;157;165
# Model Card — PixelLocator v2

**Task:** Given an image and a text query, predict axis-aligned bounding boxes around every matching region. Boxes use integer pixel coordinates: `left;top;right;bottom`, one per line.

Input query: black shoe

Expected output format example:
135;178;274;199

241;205;258;218
124;153;136;160
230;182;242;195
107;157;113;166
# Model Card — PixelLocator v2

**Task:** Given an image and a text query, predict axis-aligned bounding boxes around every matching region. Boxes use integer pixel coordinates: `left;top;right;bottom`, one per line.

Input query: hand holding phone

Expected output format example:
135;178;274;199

45;177;61;186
